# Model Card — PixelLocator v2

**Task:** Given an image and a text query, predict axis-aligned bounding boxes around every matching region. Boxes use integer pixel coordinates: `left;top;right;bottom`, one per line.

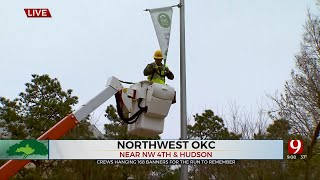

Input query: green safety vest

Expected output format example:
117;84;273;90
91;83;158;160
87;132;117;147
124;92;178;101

148;64;167;84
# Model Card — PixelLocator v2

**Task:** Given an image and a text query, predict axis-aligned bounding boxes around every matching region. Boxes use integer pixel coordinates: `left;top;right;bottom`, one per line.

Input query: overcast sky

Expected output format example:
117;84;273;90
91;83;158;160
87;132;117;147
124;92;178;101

0;0;317;139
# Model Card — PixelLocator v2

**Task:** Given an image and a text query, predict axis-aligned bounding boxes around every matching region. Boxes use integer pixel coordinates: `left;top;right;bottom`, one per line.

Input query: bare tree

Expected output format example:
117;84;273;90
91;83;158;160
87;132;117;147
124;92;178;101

227;100;269;139
269;11;320;180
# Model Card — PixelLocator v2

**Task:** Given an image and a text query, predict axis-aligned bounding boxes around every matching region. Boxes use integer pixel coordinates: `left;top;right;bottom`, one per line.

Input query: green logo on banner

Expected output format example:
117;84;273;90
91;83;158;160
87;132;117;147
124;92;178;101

4;140;48;159
158;13;171;28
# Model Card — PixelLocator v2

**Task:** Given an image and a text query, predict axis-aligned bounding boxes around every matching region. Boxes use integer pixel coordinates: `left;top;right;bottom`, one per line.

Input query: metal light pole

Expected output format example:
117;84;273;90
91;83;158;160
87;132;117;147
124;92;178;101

179;0;188;179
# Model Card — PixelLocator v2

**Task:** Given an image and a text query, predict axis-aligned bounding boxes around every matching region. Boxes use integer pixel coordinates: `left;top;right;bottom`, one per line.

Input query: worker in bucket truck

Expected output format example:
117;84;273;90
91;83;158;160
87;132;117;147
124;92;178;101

143;50;174;84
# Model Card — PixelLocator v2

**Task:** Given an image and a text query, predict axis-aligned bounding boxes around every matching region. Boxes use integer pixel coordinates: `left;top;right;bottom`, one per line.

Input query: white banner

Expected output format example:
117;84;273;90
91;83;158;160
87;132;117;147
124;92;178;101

49;140;283;160
149;7;173;62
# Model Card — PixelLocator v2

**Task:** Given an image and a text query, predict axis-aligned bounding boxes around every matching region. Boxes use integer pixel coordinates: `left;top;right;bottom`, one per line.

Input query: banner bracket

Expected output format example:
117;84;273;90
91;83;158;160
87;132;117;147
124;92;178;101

175;4;181;8
143;4;180;12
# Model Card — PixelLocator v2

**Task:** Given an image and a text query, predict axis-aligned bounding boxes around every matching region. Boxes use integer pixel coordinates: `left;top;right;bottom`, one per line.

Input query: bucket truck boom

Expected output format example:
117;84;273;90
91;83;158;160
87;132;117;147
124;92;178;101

0;76;175;179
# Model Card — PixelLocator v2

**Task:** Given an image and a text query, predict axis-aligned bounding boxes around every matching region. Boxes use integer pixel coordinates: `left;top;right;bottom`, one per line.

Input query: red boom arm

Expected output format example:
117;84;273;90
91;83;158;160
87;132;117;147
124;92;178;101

0;114;78;179
0;76;122;180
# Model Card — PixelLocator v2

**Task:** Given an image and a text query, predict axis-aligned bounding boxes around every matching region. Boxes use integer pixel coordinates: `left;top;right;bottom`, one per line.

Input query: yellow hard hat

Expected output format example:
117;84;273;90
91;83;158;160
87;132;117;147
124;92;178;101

153;50;163;59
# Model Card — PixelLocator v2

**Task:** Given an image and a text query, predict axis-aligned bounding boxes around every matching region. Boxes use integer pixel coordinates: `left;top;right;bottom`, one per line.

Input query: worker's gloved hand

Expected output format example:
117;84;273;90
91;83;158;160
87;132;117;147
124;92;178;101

166;70;173;76
152;67;158;72
154;66;162;72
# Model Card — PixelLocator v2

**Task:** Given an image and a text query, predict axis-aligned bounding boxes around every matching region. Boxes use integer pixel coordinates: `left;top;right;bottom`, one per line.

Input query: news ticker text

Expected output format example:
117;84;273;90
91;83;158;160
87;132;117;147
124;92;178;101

96;159;236;165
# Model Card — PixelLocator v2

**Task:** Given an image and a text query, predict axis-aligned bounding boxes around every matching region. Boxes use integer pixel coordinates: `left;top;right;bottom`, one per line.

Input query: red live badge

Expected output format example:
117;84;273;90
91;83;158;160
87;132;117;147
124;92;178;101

24;9;52;18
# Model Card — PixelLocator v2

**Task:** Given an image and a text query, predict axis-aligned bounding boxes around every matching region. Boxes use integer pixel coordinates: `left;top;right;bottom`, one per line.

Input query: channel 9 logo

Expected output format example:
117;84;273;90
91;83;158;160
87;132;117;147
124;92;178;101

288;140;303;155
